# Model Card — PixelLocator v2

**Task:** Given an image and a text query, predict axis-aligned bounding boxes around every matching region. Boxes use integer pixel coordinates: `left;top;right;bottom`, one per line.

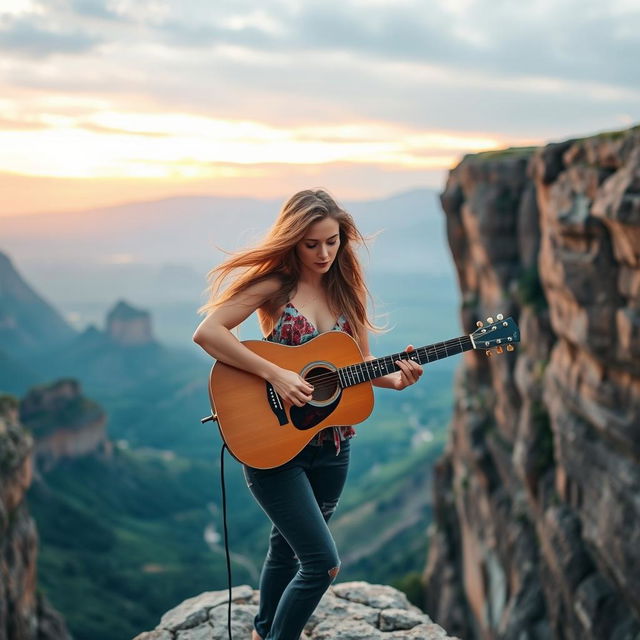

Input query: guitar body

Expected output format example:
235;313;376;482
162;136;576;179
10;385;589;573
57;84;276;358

209;331;374;469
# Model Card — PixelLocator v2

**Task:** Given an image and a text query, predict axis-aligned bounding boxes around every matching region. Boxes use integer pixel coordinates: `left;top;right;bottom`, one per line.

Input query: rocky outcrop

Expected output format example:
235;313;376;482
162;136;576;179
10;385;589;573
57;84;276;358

424;126;640;639
107;300;155;346
132;582;462;640
19;379;110;472
0;395;71;640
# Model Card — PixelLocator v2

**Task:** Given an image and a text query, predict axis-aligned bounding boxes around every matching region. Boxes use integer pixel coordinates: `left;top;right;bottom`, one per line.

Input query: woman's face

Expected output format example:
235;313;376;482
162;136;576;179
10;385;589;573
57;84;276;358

296;217;341;276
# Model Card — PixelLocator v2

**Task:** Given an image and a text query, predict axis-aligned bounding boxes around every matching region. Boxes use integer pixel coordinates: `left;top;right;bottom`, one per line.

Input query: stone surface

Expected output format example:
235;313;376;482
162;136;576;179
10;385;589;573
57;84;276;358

107;299;155;346
159;586;254;631
0;396;72;640
19;379;109;472
134;582;462;640
426;127;640;639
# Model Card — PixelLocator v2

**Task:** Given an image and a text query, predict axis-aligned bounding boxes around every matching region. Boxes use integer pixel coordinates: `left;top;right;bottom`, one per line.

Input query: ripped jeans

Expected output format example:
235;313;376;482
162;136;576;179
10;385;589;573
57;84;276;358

243;437;351;640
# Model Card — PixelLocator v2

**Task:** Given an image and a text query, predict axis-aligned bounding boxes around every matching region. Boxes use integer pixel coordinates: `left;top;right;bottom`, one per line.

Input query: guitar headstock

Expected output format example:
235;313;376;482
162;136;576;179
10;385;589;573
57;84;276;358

471;314;520;355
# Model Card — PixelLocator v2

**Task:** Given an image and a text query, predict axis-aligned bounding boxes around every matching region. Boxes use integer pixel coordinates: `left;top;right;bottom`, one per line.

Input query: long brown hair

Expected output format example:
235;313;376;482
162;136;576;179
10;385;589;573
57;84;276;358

198;188;380;342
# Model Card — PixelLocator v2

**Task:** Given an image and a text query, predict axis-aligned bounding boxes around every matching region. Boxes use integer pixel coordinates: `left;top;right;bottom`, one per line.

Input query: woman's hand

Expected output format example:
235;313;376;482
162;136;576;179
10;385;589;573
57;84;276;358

393;345;424;390
268;367;314;407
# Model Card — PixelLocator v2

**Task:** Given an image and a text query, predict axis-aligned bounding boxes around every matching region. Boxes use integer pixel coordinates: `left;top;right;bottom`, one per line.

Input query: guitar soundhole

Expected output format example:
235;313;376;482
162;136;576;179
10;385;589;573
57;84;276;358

304;366;339;406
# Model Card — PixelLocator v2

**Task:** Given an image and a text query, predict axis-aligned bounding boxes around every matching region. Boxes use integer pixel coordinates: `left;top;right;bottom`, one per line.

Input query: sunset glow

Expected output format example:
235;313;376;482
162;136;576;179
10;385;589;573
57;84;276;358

0;106;510;181
0;0;637;216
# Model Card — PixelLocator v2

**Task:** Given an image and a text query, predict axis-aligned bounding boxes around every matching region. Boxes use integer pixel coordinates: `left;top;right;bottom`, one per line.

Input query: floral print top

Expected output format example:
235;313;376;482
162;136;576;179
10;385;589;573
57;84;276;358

267;302;357;452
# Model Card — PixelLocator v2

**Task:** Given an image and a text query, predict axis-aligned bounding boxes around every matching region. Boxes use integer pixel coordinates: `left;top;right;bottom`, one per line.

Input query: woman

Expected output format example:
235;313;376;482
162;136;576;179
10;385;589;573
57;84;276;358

193;189;423;640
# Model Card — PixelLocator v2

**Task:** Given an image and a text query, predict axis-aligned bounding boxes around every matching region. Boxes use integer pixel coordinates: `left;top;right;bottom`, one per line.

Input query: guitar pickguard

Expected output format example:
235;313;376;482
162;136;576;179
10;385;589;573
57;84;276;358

289;394;341;430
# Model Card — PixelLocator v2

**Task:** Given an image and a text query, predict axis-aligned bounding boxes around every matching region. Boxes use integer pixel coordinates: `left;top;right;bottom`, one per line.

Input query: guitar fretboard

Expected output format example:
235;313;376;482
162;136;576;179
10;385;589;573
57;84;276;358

337;335;473;389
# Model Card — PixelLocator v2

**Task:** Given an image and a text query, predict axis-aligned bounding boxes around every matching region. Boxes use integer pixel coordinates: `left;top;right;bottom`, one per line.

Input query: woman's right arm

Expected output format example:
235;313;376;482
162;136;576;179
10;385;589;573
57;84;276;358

192;278;314;407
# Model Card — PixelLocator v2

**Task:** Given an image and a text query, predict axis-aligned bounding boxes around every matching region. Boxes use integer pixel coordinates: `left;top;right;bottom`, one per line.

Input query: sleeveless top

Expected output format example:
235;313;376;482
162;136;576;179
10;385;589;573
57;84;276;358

266;301;356;453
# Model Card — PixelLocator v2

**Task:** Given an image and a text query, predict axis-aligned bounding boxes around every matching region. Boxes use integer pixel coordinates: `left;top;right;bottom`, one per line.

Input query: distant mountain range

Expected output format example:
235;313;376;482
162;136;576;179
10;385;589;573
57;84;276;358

0;189;454;342
0;187;448;274
0;251;76;357
0;250;207;452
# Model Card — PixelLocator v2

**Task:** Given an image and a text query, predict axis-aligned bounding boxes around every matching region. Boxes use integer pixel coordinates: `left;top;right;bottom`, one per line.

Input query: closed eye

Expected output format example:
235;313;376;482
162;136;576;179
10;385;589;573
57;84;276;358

305;240;337;248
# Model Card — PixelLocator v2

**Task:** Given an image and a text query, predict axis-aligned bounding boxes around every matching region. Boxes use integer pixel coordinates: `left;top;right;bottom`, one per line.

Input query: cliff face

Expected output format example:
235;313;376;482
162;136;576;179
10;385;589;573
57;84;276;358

19;379;110;472
0;396;70;640
424;126;640;640
107;300;155;346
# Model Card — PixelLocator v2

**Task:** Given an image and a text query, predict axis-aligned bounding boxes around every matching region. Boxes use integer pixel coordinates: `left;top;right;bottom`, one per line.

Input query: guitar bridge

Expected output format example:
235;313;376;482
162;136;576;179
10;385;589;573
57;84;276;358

265;382;288;426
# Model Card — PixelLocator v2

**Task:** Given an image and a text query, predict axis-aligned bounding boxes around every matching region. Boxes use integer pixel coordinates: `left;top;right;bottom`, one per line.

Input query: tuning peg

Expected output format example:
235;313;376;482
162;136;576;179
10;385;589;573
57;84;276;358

497;313;503;320
476;320;484;328
496;345;504;354
507;344;515;352
487;316;494;324
486;350;492;357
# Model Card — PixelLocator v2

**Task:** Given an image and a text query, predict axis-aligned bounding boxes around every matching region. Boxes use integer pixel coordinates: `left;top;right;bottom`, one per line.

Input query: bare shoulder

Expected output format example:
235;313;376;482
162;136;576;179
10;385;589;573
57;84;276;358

224;275;283;312
246;275;283;299
196;275;284;334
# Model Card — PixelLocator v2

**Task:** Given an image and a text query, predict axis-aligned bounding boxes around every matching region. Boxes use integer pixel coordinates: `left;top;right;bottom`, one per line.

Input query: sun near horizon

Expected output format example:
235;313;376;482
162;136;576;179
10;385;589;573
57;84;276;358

1;0;636;218
0;107;543;217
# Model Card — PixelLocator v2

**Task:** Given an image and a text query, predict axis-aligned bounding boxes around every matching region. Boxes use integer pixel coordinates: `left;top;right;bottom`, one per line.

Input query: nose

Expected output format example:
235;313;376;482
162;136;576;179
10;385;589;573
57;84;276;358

318;245;329;259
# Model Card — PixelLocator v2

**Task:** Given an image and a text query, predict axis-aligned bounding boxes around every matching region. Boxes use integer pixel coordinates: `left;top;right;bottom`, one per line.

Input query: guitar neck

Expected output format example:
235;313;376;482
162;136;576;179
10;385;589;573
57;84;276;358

338;334;473;388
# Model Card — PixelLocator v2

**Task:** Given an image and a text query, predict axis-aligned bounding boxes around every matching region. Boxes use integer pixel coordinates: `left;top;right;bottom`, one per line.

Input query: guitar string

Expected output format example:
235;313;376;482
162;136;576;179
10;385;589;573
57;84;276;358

301;339;471;389
280;332;476;391
304;343;465;386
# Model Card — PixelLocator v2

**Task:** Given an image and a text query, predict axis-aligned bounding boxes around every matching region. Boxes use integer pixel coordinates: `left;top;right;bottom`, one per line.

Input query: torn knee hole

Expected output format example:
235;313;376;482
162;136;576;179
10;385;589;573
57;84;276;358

320;500;339;518
328;565;340;579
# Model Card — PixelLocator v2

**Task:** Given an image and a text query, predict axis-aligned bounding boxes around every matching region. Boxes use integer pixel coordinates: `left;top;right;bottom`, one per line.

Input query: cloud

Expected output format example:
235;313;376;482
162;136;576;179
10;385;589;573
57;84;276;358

134;0;640;94
0;0;638;192
68;0;121;20
4;0;639;95
0;14;102;57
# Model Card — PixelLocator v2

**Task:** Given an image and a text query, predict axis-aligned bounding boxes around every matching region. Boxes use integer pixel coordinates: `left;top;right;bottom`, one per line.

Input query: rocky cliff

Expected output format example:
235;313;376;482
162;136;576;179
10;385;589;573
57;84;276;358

133;582;462;640
107;300;155;346
424;125;640;639
19;379;110;472
0;395;71;640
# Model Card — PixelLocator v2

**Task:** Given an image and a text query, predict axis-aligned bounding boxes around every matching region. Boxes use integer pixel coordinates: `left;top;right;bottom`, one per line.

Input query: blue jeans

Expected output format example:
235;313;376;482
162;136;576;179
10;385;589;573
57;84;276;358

243;437;351;640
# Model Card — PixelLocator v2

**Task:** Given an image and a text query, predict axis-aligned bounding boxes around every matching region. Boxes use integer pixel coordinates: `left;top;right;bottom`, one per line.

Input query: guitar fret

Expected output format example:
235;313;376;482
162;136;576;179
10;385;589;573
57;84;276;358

385;356;394;374
337;334;477;388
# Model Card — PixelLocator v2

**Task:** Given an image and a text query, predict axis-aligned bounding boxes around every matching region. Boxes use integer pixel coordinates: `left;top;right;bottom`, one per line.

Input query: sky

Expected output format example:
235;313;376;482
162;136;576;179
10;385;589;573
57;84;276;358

0;0;638;216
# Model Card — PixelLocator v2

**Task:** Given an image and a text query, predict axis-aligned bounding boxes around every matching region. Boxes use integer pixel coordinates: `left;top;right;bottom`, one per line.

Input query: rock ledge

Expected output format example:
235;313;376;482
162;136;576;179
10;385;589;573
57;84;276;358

133;582;462;640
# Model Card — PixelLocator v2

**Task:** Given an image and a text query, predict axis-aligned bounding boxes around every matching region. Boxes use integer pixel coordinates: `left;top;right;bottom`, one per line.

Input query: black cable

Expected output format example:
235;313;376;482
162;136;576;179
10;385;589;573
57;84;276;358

220;443;233;640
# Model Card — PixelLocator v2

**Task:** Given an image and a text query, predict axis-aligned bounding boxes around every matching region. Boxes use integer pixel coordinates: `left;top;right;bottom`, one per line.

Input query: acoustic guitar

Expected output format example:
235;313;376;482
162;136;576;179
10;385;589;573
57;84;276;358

203;314;520;469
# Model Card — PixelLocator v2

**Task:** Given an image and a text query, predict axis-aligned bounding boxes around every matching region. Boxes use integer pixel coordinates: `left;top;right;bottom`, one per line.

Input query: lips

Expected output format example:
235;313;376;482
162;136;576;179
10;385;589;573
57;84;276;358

315;261;330;267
